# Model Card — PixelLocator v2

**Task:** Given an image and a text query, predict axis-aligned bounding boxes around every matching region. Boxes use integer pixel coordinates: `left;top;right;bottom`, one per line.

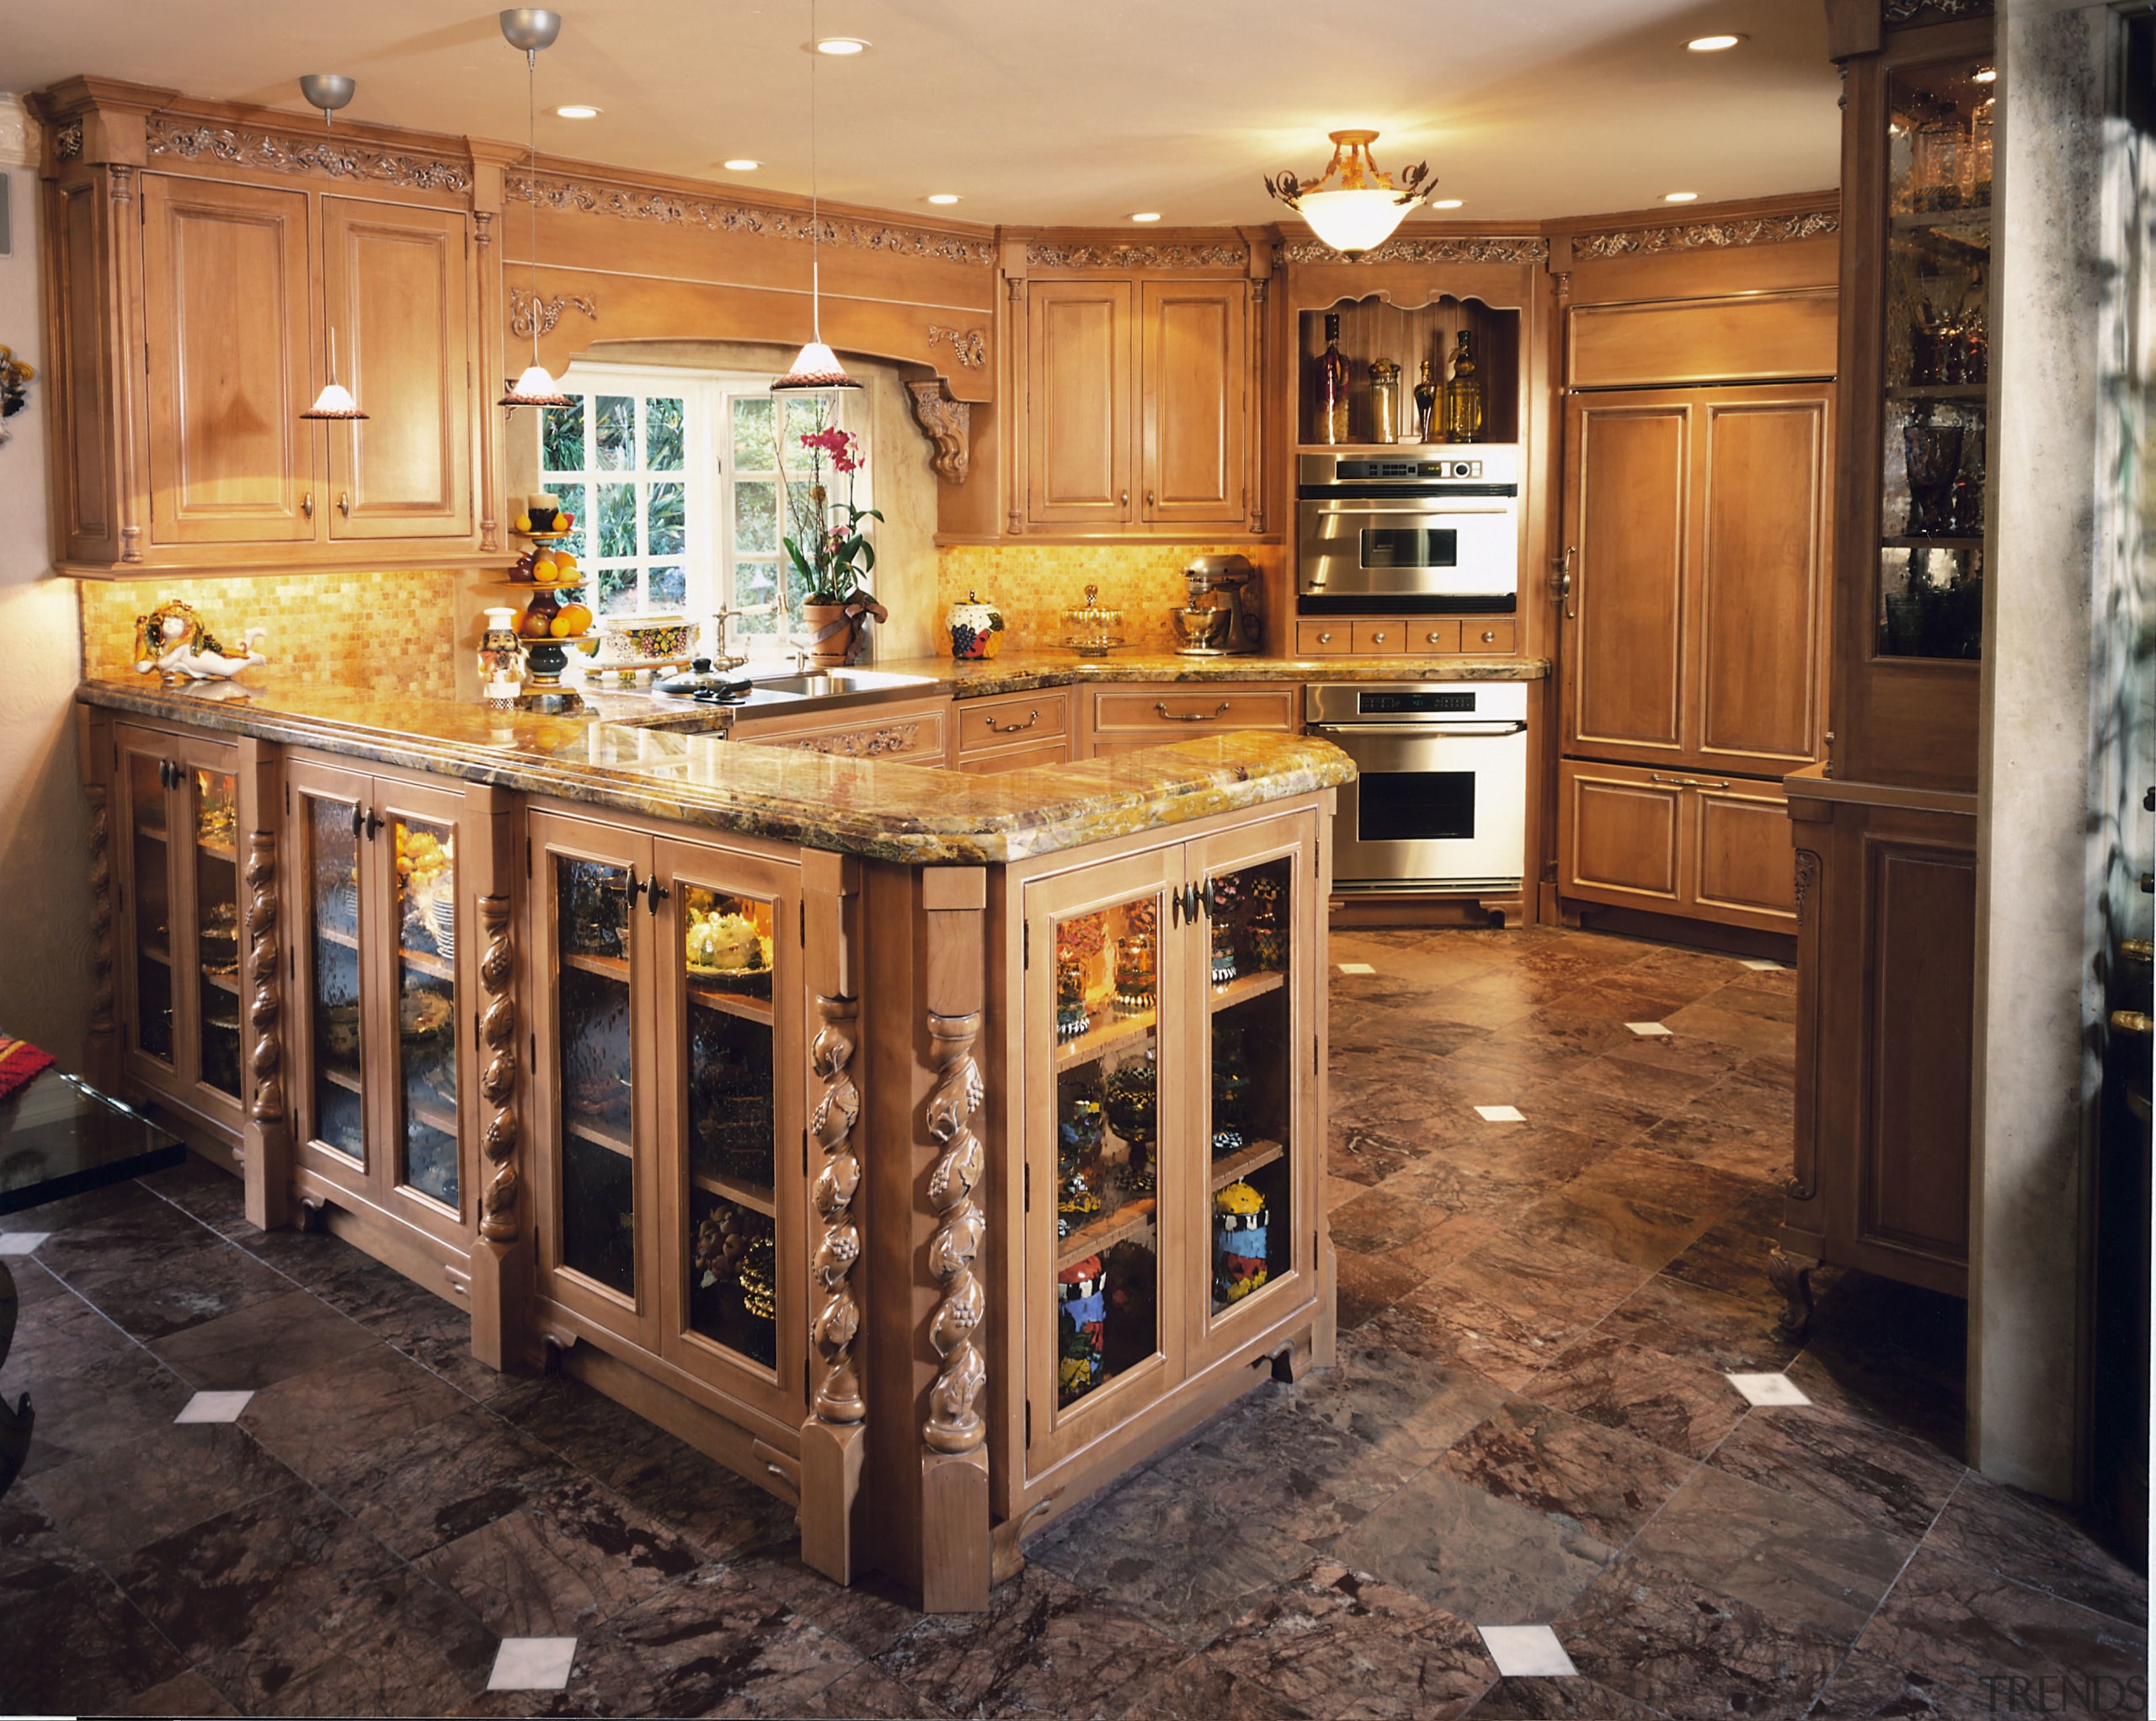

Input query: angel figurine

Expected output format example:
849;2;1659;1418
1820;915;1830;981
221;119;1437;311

133;600;267;683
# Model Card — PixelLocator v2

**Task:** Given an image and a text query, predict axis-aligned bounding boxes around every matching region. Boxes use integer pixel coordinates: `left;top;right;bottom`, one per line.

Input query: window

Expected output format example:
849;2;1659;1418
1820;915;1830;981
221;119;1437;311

536;366;868;658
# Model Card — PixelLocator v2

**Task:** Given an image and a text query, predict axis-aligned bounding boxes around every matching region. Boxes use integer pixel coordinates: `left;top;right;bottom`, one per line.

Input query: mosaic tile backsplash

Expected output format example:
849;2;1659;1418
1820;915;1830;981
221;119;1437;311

935;544;1282;654
79;571;462;697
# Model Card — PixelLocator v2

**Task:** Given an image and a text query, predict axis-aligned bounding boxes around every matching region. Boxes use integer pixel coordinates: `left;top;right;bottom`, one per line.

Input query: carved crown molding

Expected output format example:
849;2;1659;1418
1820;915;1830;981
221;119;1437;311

1883;0;1990;23
1278;234;1548;266
508;173;996;264
1028;241;1249;270
1570;210;1839;258
508;286;599;340
147;117;473;192
927;325;987;370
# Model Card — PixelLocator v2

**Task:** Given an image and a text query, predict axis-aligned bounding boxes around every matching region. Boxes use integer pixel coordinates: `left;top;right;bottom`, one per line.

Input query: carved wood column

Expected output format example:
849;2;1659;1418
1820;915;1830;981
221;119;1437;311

800;850;866;1584
465;781;526;1372
918;865;990;1612
235;738;288;1231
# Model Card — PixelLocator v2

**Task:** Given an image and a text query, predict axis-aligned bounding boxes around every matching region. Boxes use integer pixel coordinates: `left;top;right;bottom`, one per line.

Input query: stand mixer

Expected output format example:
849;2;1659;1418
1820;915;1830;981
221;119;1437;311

1172;555;1263;657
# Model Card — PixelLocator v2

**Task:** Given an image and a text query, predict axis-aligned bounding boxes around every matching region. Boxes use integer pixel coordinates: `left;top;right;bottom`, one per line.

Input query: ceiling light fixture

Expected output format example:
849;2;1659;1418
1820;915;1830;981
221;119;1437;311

1130;211;1162;223
926;193;961;205
556;104;600;118
1431;198;1465;210
723;158;761;171
1264;129;1433;259
1663;190;1700;202
1686;34;1744;51
298;73;356;131
774;0;861;392
499;8;574;409
814;35;868;54
302;327;368;420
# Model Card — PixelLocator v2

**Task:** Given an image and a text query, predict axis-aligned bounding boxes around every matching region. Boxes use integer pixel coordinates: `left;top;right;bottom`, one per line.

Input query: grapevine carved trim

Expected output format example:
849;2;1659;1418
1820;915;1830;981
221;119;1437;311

478;893;520;1244
1027;241;1249;270
245;832;284;1128
1278;234;1547;266
508;286;599;340
809;995;865;1424
926;325;988;370
146;118;473;191
1571;211;1839;259
55;120;83;161
784;724;922;759
507;173;996;264
922;1009;987;1455
1883;0;1990;21
907;380;972;485
87;786;113;1037
1793;849;1822;927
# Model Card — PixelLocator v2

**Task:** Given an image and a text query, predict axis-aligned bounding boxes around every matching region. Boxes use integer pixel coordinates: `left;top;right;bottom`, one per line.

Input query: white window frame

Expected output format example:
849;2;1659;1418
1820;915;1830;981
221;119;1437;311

540;362;872;664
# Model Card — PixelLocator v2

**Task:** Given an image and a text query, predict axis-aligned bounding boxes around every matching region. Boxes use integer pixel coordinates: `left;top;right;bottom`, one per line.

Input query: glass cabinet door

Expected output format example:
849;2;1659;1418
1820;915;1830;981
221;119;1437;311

552;845;641;1306
298;781;368;1164
123;745;177;1073
1199;850;1300;1333
671;873;782;1374
189;764;243;1105
390;813;460;1210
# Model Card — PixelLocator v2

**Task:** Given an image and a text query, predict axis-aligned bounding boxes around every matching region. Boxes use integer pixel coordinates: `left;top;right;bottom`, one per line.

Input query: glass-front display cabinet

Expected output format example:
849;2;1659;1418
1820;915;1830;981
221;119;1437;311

114;721;244;1138
529;810;804;1441
286;758;478;1259
1018;813;1321;1489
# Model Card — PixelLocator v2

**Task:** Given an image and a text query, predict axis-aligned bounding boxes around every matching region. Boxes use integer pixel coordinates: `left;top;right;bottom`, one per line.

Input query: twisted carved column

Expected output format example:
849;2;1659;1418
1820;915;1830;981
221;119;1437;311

87;786;113;1039
922;1009;988;1454
809;995;864;1423
478;894;520;1243
244;833;283;1130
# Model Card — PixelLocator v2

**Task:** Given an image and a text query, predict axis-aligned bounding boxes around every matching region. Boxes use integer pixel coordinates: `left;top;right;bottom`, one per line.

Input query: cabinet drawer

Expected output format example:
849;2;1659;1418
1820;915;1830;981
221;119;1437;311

1295;621;1353;656
1559;756;1797;934
1351;621;1413;654
1090;685;1299;737
743;701;949;761
1560;760;1684;904
958;692;1069;756
1694;779;1796;921
956;739;1070;775
1459;620;1518;654
1411;621;1461;654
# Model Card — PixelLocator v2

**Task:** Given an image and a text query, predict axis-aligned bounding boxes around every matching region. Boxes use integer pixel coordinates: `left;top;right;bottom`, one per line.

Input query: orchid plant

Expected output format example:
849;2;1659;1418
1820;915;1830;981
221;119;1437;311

783;425;883;605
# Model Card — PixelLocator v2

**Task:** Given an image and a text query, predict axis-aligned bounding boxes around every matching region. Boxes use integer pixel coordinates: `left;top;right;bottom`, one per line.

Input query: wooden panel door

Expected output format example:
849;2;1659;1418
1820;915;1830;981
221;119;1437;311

1139;280;1246;525
1557;760;1684;910
1695;388;1833;775
115;727;185;1097
287;758;375;1185
1566;397;1689;758
323;199;475;541
141;175;317;546
1026;280;1132;527
1692;780;1799;930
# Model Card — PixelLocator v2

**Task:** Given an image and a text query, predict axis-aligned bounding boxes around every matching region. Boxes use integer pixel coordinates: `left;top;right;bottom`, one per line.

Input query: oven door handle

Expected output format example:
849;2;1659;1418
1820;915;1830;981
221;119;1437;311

1305;498;1515;516
1310;721;1528;738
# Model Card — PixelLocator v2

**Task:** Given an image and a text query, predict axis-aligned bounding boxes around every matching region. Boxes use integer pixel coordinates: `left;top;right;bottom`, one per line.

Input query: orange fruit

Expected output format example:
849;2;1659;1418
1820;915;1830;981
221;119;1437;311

551;549;579;576
531;557;558;583
552;604;593;637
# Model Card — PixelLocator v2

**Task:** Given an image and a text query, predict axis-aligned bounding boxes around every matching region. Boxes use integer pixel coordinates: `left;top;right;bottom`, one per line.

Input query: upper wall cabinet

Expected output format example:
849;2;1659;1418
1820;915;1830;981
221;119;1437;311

35;84;490;577
1011;247;1262;538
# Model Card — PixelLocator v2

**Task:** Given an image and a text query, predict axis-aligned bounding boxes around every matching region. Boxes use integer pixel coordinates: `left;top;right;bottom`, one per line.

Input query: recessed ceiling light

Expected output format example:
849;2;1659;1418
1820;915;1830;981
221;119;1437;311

1431;198;1465;210
1972;65;1996;83
1131;211;1162;223
555;104;600;119
1687;33;1744;51
814;35;869;54
1663;190;1700;203
926;193;961;205
722;158;761;171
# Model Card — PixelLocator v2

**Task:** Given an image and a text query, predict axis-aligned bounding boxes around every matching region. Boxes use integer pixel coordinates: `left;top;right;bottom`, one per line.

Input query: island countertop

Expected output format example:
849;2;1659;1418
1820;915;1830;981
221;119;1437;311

871;647;1550;699
76;674;1353;866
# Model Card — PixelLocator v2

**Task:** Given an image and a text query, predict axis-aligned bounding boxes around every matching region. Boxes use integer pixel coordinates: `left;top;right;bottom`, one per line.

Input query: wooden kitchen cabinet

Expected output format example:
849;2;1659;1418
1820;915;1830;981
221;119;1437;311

1084;684;1299;757
526;808;808;1455
1020;273;1255;535
112;721;247;1138
734;695;951;762
953;690;1072;773
1556;759;1797;935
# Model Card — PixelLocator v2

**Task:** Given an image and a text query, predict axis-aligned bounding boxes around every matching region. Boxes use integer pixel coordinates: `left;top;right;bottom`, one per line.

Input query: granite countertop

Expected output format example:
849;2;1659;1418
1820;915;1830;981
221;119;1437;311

873;647;1550;700
76;674;1353;866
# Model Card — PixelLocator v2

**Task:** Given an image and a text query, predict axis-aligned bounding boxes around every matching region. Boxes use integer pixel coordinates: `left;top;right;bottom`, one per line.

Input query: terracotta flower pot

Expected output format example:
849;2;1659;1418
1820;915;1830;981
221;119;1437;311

800;602;857;665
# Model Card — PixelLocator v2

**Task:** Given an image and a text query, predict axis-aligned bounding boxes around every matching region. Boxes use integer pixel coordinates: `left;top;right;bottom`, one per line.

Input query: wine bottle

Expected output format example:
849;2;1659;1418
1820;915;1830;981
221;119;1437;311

1443;330;1484;444
1319;312;1351;445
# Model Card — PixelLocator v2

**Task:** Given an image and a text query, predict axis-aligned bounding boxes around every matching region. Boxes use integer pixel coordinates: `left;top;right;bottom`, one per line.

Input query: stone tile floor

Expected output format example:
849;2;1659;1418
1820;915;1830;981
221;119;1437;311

0;925;2144;1718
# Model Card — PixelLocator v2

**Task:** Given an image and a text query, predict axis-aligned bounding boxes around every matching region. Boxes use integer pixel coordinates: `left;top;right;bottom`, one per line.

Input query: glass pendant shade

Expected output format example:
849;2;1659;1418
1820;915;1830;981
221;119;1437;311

302;380;366;420
1264;128;1433;260
772;339;861;392
501;363;573;408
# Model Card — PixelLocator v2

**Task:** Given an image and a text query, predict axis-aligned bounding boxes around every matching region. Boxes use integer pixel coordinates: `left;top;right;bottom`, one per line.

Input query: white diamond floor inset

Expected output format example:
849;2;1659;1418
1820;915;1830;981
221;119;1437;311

1728;1372;1812;1407
0;1233;51;1255
174;1391;255;1424
489;1638;579;1692
1474;1105;1526;1122
1625;1021;1672;1037
1479;1624;1578;1677
1337;962;1376;974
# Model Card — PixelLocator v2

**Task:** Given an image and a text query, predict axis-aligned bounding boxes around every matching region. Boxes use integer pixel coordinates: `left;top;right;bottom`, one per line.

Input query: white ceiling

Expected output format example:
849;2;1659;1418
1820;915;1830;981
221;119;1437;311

8;0;1840;226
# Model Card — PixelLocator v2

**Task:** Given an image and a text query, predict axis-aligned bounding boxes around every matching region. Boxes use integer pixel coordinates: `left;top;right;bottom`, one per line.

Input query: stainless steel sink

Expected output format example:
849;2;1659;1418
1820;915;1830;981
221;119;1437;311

750;669;939;699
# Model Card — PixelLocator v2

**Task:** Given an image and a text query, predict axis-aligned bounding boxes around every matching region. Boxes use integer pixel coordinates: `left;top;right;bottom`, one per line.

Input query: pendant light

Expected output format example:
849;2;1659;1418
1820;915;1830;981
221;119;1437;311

295;75;369;419
298;74;355;131
1264;130;1434;260
302;328;368;421
772;0;861;392
499;8;574;409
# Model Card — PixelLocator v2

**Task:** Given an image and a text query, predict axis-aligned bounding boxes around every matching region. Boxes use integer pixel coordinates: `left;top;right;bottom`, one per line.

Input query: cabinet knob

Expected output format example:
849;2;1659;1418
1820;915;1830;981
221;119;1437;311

338;491;350;518
1119;490;1129;508
1481;629;1496;643
1372;631;1389;645
1146;489;1155;508
301;492;314;519
1427;631;1443;645
1317;631;1333;644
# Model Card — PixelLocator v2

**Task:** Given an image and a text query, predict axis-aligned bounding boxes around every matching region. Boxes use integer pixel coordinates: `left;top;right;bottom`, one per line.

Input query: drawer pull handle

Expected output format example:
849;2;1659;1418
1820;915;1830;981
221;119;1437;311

984;710;1040;735
1155;701;1232;722
1649;773;1735;791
